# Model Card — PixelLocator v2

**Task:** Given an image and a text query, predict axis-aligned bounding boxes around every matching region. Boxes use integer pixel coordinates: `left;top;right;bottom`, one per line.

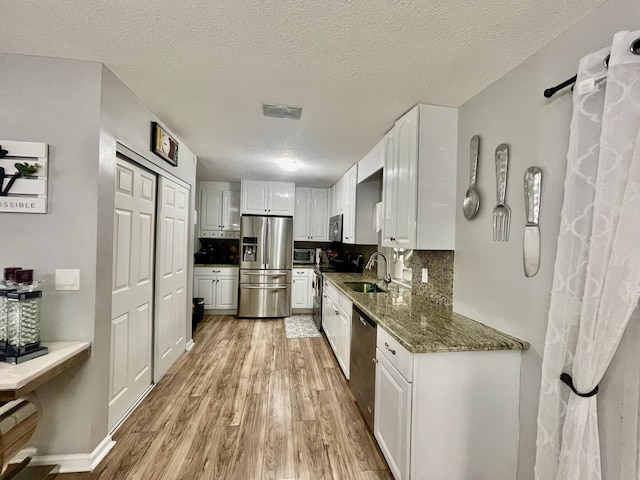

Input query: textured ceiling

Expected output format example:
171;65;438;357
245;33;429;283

0;0;606;186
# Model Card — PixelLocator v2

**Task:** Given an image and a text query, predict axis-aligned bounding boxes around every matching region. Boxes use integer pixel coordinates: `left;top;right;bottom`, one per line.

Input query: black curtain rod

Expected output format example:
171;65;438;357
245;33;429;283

544;75;578;98
544;37;640;99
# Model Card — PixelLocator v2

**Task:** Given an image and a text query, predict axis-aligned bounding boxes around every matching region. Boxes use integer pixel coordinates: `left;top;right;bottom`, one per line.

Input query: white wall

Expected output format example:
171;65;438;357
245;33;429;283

0;53;103;455
452;0;640;478
0;52;197;460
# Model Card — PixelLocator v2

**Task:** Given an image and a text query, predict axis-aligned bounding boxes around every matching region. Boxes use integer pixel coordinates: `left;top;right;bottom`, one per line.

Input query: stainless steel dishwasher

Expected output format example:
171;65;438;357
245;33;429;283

349;305;377;431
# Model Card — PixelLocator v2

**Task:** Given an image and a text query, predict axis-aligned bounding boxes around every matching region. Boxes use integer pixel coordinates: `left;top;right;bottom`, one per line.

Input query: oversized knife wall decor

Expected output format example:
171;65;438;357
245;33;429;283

523;167;542;277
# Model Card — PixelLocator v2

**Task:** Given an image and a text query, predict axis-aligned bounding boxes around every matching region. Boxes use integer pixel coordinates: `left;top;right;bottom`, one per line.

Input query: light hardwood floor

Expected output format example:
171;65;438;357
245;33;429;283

55;315;392;480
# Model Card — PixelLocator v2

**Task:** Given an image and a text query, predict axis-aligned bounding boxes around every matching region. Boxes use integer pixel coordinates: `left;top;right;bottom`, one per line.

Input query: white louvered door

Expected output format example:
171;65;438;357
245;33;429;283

154;177;189;381
109;158;156;429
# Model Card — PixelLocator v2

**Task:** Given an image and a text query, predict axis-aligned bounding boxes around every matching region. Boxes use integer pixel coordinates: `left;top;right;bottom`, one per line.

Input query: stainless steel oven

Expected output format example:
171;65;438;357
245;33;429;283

312;269;323;331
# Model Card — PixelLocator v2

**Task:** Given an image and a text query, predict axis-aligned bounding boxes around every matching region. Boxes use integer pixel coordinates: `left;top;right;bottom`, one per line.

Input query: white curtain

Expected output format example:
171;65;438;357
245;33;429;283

535;30;640;480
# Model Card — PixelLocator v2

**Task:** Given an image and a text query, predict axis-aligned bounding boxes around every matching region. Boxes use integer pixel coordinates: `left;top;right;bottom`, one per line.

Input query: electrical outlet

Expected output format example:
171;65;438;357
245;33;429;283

421;268;429;283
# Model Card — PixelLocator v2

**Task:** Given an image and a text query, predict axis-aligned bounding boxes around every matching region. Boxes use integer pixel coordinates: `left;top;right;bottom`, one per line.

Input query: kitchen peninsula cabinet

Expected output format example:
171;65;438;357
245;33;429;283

241;180;295;216
382;104;457;250
374;326;521;480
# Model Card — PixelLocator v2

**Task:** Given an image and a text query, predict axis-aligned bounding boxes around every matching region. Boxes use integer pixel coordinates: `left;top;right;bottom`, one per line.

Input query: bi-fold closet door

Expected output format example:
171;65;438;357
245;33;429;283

109;157;189;430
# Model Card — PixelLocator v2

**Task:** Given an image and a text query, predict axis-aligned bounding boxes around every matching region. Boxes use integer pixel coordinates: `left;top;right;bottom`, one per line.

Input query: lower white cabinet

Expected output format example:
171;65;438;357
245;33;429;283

194;267;238;311
374;326;522;480
322;279;352;379
292;268;314;310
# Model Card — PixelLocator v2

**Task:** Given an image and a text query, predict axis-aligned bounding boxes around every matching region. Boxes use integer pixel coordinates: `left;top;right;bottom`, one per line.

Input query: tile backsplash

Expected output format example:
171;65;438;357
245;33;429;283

407;250;454;308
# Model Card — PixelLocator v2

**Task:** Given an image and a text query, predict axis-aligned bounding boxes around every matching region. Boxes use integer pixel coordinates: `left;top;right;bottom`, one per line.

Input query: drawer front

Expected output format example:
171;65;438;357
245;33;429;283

293;268;311;277
377;327;413;382
194;267;238;276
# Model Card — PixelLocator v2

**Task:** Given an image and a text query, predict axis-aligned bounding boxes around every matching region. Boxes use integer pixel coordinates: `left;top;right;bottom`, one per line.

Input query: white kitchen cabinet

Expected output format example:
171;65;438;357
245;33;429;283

193;267;238;311
375;350;412;480
342;165;357;244
292;268;315;311
322;280;352;379
373;326;521;480
294;187;329;241
328;184;336;217
241;180;295;216
381;104;457;250
199;182;240;236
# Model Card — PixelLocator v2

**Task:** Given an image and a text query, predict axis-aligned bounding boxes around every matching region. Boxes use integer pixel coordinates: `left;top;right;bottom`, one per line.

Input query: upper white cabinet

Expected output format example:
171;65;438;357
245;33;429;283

199;182;240;236
241;180;295;216
382;104;457;250
294;187;329;241
342;165;357;244
329;164;378;246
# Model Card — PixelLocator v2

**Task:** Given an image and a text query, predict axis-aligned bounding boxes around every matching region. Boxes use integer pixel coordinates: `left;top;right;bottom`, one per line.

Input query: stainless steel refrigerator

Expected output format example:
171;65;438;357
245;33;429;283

238;215;293;318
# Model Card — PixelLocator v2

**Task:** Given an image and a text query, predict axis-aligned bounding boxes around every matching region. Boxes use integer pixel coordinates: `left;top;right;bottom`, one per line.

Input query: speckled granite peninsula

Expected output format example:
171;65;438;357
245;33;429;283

323;272;529;354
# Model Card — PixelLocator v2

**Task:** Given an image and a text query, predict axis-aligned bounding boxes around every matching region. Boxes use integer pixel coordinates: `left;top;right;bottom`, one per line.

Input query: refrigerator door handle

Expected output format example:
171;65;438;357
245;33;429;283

244;272;286;276
242;285;287;290
265;217;270;267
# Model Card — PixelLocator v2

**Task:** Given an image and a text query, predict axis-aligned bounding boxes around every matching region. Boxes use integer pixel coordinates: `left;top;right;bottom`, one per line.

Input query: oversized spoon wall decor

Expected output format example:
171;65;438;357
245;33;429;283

462;135;481;220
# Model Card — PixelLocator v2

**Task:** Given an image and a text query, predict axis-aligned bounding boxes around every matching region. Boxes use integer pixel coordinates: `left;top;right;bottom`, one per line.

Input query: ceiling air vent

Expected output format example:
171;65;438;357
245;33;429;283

262;103;302;120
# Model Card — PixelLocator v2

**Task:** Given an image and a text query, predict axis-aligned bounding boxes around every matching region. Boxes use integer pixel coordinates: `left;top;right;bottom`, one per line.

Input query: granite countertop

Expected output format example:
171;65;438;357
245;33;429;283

195;263;239;267
323;272;529;354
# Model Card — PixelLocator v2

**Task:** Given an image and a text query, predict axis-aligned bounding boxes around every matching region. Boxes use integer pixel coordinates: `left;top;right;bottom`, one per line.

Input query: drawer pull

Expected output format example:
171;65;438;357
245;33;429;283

335;310;340;315
384;342;396;355
212;270;221;273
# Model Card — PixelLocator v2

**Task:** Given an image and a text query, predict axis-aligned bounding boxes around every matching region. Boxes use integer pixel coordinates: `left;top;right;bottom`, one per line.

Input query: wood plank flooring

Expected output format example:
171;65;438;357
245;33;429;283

55;315;392;480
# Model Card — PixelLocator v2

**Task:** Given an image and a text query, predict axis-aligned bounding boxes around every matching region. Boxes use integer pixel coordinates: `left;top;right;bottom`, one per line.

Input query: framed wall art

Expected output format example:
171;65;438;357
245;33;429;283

150;122;179;166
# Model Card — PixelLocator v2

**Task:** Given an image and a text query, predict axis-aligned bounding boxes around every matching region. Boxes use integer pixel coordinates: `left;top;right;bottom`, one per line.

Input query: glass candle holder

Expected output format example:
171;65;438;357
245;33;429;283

6;290;42;357
0;288;16;356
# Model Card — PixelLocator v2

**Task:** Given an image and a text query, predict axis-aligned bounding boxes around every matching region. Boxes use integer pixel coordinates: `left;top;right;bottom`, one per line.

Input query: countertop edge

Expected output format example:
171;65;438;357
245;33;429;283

323;274;529;354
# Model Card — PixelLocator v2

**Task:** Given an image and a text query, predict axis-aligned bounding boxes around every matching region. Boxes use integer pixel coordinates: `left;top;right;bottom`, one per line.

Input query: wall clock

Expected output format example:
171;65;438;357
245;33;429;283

151;122;179;166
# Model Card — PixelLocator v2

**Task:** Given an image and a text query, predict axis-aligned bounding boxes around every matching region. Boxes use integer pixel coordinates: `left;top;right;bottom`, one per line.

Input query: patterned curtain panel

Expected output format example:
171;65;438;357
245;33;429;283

535;30;640;480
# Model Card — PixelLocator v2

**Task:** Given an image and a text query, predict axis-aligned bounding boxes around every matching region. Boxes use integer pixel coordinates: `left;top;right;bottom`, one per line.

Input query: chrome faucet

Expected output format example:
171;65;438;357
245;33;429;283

365;252;392;286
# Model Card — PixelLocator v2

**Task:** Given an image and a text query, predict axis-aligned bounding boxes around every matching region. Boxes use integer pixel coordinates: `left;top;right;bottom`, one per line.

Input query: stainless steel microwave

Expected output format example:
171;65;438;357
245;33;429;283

293;248;315;264
329;214;343;242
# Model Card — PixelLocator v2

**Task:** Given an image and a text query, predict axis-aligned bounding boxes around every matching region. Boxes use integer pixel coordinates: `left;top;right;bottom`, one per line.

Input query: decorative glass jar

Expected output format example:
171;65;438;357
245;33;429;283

5;290;47;363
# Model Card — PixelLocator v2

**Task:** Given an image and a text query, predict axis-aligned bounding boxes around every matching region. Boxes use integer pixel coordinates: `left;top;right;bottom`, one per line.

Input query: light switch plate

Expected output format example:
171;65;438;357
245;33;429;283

421;268;429;283
55;269;80;291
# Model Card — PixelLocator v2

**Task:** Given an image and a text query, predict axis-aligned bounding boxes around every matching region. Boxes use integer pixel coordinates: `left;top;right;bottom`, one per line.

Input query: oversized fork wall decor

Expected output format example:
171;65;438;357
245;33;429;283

493;144;511;241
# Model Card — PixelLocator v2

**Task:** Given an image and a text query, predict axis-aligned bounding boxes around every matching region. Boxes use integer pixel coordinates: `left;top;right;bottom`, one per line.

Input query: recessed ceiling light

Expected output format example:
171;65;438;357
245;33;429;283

262;103;302;120
278;158;300;171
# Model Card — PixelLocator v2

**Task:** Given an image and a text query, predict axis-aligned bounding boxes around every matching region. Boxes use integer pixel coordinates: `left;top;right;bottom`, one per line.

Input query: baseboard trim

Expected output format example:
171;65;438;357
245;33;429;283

26;434;115;473
186;339;195;351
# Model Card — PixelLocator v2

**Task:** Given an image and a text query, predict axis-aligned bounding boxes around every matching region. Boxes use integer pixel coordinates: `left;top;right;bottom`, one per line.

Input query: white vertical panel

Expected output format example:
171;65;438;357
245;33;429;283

110;313;129;402
113;210;132;291
133;302;151;382
163;218;174;277
137;213;153;284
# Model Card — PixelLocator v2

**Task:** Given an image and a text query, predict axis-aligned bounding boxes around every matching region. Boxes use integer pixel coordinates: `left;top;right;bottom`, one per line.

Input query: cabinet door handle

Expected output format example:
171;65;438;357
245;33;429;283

334;310;340;315
384;342;396;355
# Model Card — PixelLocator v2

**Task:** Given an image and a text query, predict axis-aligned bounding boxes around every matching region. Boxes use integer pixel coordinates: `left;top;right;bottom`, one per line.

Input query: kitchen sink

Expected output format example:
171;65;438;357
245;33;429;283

343;282;386;293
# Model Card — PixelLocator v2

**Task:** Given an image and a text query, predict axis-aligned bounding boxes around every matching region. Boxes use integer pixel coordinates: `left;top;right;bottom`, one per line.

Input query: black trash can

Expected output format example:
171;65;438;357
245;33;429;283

192;297;205;334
